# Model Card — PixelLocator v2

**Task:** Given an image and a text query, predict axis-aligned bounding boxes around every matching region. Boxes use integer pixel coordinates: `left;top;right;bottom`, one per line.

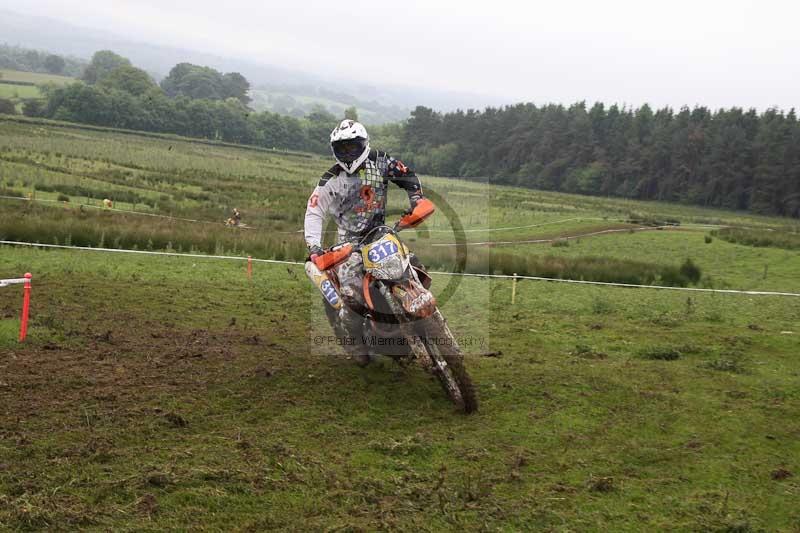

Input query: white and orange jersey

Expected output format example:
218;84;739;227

304;150;422;248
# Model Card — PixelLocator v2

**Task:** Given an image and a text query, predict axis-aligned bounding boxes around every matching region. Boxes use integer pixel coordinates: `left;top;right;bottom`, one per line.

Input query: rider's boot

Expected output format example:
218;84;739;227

350;349;371;368
324;301;370;366
339;306;370;367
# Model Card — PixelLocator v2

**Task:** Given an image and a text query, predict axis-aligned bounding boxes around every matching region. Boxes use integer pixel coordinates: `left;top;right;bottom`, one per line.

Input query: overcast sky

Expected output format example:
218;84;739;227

11;0;800;110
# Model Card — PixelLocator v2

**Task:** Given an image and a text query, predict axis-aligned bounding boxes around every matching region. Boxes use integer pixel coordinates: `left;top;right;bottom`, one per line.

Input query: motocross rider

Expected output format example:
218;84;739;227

305;119;424;366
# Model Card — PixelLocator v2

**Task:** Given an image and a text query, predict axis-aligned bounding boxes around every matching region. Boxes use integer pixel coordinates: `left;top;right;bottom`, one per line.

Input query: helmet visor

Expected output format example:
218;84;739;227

332;138;368;164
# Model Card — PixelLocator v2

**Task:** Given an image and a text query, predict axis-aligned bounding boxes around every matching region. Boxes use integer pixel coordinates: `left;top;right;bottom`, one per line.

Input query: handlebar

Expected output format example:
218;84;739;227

310;198;436;271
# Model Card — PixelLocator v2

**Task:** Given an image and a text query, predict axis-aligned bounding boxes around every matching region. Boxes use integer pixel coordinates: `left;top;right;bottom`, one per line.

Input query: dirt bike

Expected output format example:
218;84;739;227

225;218;253;229
305;199;478;413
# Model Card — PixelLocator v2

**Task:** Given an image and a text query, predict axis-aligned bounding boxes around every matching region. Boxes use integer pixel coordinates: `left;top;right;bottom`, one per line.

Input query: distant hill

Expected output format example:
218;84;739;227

250;85;409;125
0;43;86;79
0;8;504;123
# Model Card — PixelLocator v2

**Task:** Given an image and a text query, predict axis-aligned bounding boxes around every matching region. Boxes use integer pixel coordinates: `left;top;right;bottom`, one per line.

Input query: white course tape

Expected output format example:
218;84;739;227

2;239;799;297
0;240;299;265
430;271;800;297
0;278;28;288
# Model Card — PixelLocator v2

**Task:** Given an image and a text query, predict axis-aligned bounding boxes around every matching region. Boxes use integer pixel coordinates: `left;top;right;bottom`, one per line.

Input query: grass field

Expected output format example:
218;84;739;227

1;116;799;529
0;69;75;86
1;245;798;530
0;84;41;100
0;70;75;111
0;69;76;103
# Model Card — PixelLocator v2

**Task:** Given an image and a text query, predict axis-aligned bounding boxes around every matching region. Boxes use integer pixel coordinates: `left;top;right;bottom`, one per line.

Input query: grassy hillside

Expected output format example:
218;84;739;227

1;116;798;291
0;83;40;100
0;68;75;86
1;118;799;529
0;69;75;110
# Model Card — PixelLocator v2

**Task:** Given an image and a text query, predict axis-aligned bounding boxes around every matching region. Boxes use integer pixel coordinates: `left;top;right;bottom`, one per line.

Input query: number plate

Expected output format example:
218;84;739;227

363;237;400;268
320;279;339;306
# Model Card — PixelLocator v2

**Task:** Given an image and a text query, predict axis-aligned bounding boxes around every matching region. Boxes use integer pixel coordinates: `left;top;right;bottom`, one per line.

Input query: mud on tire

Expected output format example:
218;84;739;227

418;313;479;414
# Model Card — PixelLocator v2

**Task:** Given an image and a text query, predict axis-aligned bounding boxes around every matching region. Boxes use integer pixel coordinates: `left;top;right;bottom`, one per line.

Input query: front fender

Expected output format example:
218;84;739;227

365;274;436;320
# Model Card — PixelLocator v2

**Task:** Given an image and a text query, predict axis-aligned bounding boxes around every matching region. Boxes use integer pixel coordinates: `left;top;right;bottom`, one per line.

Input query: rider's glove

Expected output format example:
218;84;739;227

406;194;423;215
387;159;410;177
308;245;324;261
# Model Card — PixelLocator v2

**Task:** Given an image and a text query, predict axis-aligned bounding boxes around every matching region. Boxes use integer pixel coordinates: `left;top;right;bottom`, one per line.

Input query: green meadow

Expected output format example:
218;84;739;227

1;116;797;290
0;69;75;86
0;69;75;106
1;116;799;530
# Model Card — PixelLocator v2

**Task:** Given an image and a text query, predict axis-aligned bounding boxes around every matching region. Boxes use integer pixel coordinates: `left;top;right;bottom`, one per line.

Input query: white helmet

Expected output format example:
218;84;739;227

330;119;370;174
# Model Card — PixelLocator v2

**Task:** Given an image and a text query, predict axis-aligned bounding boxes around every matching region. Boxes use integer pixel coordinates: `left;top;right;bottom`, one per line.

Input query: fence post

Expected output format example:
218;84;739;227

247;256;253;280
19;273;31;342
511;273;518;305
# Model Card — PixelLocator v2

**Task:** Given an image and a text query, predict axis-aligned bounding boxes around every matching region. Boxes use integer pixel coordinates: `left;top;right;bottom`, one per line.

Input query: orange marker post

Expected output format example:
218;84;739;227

19;273;31;342
247;256;253;280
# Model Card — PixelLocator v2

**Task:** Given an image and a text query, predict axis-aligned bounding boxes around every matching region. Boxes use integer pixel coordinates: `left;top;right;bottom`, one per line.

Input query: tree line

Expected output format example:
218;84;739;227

4;46;799;218
394;103;800;217
17;50;339;154
0;44;85;76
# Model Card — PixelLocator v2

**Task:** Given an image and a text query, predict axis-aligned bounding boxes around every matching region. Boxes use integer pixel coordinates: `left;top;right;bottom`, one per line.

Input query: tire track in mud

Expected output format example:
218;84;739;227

0;325;292;418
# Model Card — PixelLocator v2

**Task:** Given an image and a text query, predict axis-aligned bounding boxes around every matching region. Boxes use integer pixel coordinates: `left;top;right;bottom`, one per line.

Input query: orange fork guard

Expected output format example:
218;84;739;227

362;272;375;311
313;243;353;271
397;198;435;230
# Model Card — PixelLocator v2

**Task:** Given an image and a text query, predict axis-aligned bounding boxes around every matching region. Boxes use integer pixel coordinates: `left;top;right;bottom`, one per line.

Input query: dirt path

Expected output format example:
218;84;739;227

431;223;694;247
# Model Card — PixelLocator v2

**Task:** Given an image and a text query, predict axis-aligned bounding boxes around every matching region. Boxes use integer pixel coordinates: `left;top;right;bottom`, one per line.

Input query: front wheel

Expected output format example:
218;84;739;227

376;285;478;413
417;311;478;414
